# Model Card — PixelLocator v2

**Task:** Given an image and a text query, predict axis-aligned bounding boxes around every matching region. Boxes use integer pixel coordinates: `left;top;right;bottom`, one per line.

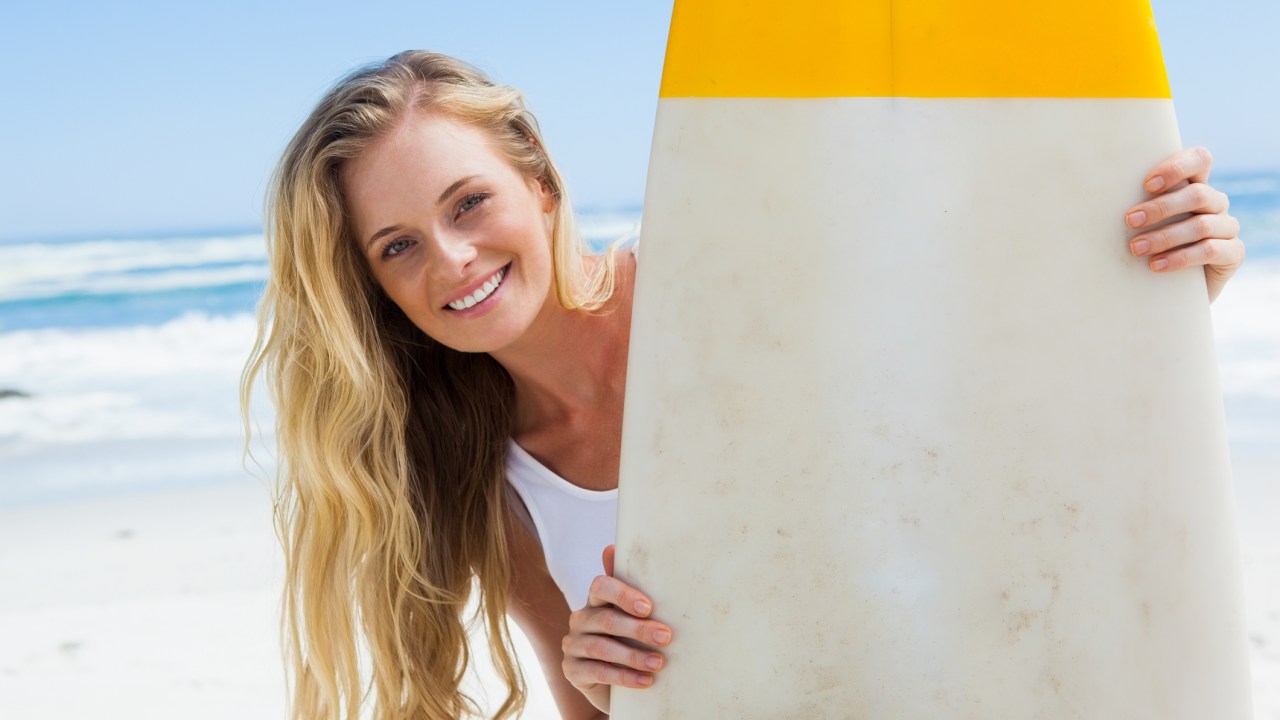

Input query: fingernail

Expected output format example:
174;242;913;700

653;629;672;645
634;600;652;616
1151;258;1169;271
645;654;662;670
1126;210;1147;228
638;674;653;686
1130;239;1150;255
1145;176;1165;193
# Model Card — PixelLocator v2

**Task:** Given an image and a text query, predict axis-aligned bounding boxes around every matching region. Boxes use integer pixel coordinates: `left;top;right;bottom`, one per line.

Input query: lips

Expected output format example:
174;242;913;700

444;263;509;310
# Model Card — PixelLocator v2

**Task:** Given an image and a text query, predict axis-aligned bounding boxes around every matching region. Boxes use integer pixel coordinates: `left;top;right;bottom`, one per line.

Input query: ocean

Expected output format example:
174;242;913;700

0;180;1277;507
0;211;642;506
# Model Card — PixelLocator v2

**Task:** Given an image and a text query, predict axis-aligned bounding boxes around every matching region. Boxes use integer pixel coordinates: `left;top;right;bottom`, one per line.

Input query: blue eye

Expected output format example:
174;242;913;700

382;237;411;259
457;192;488;217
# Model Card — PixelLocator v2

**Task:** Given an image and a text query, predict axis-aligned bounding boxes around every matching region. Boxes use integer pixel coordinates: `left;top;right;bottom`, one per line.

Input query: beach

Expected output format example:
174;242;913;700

0;472;564;718
1;193;1277;717
0;454;1276;718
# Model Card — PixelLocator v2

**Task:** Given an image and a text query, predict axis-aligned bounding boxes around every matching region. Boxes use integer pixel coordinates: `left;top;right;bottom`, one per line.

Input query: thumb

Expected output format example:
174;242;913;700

602;544;616;577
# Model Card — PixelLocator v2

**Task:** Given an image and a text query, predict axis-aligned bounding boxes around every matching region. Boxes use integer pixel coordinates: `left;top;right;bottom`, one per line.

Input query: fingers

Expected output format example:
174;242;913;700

567;567;674;694
563;617;668;672
563;601;673;694
602;545;616;577
1126;180;1228;230
586;573;653;616
1146;237;1245;274
563;656;655;689
1129;213;1241;258
1142;145;1214;194
1123;151;1245;297
569;605;674;648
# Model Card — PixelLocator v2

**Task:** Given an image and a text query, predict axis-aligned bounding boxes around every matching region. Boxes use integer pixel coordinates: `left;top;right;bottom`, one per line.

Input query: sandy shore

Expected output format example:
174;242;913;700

1;461;1276;719
0;479;559;718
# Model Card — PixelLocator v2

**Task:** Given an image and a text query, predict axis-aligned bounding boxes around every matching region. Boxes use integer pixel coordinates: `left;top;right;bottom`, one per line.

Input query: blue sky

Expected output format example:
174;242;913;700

0;0;1276;241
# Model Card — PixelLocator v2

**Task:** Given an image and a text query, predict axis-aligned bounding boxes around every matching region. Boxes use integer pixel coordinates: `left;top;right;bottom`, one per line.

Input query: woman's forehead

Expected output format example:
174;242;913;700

339;113;516;233
350;112;496;183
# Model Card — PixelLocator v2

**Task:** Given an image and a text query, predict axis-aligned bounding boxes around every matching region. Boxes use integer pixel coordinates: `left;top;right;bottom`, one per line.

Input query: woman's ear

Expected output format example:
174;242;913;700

538;177;557;214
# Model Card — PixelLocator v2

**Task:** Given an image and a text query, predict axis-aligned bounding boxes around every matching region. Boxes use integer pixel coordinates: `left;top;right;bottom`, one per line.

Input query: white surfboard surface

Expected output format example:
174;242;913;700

613;1;1253;717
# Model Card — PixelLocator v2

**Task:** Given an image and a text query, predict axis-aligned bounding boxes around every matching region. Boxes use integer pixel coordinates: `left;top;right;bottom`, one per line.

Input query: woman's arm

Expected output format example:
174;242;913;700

1125;146;1245;302
505;511;608;719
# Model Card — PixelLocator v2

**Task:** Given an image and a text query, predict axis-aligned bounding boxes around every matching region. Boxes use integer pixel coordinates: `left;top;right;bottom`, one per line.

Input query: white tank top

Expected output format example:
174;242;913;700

504;240;635;610
506;440;618;610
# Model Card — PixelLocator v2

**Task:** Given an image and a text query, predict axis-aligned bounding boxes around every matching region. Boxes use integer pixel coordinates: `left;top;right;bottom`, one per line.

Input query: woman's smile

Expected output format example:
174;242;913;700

444;262;511;315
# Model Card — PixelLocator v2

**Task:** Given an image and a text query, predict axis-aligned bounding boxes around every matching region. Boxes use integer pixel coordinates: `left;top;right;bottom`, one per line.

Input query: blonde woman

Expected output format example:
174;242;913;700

242;51;1245;719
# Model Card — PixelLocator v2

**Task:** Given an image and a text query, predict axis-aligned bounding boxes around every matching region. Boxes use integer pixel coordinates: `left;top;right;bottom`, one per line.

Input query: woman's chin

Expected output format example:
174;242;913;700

432;314;533;355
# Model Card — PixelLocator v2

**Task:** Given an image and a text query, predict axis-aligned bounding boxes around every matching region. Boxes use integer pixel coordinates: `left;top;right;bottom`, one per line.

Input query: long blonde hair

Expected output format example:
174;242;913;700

241;50;619;719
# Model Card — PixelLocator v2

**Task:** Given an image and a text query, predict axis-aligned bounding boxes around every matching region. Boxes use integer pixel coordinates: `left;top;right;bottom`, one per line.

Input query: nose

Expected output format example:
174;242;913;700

424;228;478;283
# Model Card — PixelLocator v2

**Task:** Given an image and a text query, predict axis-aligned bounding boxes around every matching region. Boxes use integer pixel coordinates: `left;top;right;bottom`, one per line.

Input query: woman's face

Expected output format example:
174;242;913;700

342;111;556;353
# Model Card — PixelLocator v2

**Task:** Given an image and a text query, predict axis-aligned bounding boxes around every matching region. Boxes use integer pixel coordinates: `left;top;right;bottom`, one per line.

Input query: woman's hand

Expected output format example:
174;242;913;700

562;545;673;713
1125;146;1245;303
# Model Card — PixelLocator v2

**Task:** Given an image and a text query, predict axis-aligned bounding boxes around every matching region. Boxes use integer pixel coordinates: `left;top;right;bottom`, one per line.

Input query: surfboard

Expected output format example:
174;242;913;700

613;1;1253;717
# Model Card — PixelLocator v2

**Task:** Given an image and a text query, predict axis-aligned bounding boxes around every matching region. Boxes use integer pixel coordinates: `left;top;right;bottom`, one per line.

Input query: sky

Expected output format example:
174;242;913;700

0;0;1276;242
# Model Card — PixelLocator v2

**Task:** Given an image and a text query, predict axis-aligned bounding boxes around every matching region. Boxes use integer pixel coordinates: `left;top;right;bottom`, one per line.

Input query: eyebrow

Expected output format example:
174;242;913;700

363;175;479;250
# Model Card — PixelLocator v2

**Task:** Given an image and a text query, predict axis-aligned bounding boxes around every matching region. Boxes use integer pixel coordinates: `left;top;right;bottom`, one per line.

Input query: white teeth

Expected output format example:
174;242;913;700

447;266;507;310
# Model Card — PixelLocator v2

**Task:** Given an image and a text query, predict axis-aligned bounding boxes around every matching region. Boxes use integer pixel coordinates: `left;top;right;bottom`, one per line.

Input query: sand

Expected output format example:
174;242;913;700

0;479;560;718
1;461;1276;719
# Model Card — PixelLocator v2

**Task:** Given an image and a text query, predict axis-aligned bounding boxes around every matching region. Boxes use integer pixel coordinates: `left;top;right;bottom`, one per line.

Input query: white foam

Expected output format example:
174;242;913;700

579;213;642;246
1213;258;1280;400
0;312;267;449
0;234;266;300
1212;258;1280;457
0;264;268;302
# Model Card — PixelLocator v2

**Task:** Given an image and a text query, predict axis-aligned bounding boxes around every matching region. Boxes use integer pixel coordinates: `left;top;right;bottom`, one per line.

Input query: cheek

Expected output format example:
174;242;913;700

368;266;409;307
493;204;540;242
497;207;554;266
370;264;436;323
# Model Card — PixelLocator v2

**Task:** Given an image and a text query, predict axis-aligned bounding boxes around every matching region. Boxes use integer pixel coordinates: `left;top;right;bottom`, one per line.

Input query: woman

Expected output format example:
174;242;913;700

242;51;1245;719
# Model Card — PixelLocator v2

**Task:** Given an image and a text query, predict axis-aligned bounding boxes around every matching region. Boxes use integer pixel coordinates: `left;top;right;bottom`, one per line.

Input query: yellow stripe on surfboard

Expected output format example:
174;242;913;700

659;0;1171;99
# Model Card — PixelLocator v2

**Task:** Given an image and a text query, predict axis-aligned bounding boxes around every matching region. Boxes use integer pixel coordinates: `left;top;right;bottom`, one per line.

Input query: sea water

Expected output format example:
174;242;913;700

0;211;641;506
0;189;1274;507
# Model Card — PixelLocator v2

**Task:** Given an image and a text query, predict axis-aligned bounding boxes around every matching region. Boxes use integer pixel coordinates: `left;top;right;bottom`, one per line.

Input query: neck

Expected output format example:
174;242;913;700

489;253;634;436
